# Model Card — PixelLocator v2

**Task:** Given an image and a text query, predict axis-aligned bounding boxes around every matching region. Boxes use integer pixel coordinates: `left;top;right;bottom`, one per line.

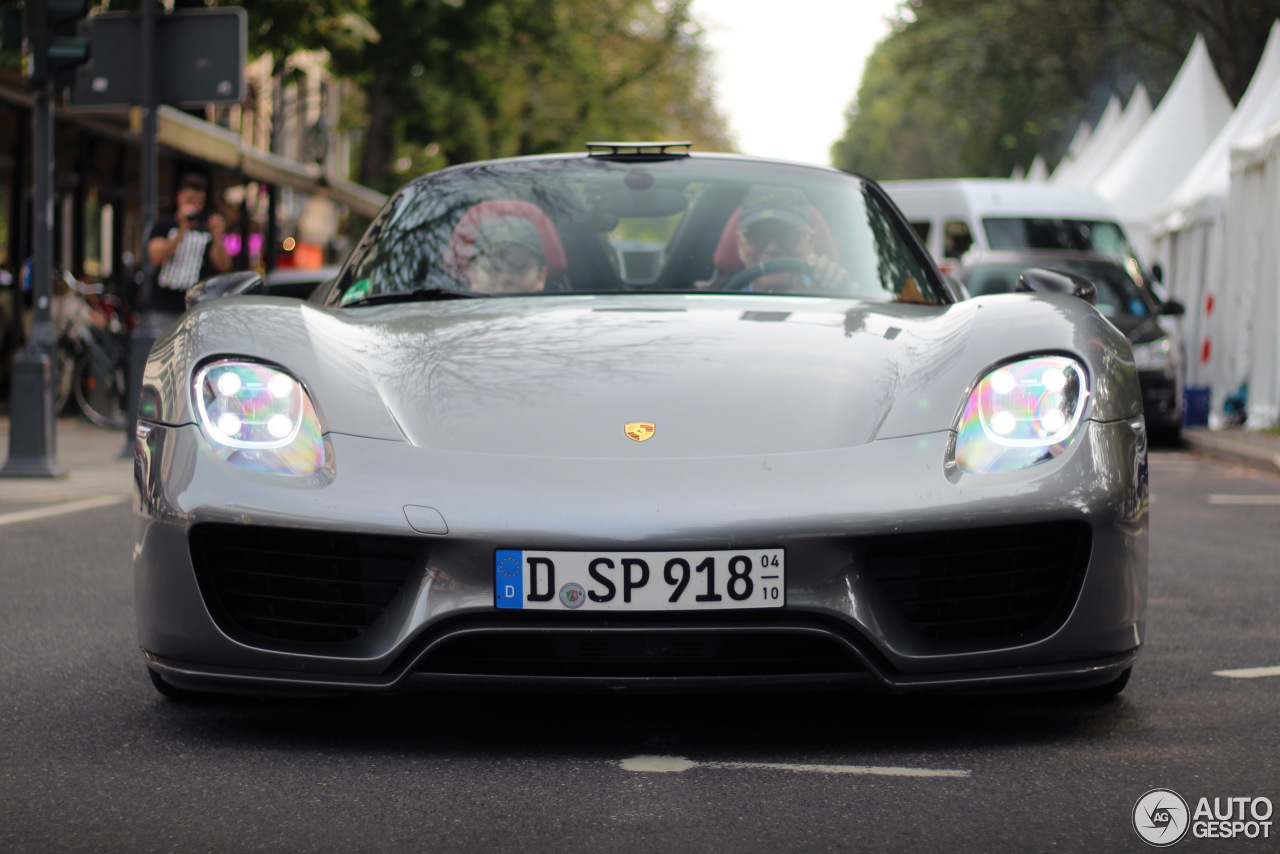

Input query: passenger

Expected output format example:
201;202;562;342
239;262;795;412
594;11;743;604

466;216;547;294
719;186;848;293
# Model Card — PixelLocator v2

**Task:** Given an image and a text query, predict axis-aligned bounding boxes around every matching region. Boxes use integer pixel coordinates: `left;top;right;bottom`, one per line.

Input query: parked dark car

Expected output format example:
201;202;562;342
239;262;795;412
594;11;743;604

960;250;1186;444
263;264;341;300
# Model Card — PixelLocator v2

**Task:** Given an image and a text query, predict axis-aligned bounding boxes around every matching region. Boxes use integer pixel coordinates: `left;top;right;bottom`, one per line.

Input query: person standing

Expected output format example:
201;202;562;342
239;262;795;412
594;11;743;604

145;171;232;322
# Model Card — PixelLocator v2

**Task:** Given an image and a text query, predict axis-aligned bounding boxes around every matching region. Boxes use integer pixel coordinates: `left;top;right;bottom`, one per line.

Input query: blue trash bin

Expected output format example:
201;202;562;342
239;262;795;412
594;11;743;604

1183;386;1210;427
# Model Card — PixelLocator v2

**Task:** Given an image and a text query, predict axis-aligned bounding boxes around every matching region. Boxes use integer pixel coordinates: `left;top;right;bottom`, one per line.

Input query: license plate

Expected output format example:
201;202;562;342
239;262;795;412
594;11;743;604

495;549;785;611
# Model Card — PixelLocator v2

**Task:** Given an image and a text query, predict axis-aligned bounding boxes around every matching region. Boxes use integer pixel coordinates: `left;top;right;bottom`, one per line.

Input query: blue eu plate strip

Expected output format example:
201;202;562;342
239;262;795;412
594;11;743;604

495;550;524;609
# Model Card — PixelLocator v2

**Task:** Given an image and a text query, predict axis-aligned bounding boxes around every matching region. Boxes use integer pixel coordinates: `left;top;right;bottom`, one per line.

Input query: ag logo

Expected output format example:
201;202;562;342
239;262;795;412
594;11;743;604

625;422;655;442
559;582;586;609
1133;788;1190;847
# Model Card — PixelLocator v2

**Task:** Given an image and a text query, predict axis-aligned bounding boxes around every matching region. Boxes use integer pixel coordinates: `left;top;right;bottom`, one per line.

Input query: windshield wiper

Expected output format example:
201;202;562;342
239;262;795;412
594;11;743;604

342;287;489;308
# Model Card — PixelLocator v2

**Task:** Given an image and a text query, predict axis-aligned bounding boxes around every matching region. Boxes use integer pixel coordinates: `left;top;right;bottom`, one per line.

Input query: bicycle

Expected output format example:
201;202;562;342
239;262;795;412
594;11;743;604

55;271;135;428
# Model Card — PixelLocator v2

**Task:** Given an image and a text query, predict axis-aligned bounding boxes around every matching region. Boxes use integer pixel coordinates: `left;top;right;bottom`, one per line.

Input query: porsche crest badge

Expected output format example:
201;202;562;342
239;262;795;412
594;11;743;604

624;422;656;442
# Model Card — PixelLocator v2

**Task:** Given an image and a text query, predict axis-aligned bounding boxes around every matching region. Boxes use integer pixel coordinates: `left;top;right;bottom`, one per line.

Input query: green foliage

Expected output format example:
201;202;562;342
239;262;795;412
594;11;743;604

833;0;1275;180
225;0;731;192
243;0;377;63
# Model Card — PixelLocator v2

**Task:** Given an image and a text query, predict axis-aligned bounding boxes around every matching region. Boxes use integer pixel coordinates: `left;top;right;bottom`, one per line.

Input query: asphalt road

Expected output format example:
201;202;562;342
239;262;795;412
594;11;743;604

2;448;1278;853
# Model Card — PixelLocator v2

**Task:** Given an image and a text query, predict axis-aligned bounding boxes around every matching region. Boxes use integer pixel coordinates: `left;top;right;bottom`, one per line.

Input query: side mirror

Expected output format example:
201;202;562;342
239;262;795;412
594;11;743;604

185;271;266;309
1158;299;1186;317
1016;267;1097;306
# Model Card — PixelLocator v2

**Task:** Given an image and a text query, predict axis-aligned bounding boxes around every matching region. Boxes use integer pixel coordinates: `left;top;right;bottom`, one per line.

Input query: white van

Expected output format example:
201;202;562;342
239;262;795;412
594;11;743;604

880;179;1147;278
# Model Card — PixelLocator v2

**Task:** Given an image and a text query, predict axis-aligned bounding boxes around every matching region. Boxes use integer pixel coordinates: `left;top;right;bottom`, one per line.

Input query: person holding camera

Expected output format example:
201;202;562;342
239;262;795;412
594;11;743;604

145;171;232;320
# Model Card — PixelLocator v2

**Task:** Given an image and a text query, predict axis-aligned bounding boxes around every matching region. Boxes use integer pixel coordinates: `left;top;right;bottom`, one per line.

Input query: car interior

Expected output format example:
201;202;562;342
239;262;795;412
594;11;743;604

329;165;949;306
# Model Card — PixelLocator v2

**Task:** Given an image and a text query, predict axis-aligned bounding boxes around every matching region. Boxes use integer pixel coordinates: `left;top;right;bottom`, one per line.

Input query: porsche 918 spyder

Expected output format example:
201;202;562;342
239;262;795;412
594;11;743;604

135;144;1147;699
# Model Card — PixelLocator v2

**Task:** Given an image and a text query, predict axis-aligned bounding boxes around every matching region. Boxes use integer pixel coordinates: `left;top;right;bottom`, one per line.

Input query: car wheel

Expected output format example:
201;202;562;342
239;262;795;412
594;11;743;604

73;355;127;428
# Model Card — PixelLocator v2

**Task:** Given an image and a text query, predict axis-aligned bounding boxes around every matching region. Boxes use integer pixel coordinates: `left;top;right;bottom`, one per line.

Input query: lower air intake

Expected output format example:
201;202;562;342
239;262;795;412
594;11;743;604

190;525;421;644
858;521;1091;643
420;624;864;679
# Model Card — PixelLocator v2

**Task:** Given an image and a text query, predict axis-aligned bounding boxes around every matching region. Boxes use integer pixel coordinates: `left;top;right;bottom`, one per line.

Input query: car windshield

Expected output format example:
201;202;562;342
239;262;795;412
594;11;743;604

962;258;1154;317
982;217;1138;260
327;156;945;305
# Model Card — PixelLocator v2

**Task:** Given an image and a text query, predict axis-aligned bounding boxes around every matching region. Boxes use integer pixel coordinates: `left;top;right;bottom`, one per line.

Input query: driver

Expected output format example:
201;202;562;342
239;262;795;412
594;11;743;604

466;216;547;294
720;186;848;293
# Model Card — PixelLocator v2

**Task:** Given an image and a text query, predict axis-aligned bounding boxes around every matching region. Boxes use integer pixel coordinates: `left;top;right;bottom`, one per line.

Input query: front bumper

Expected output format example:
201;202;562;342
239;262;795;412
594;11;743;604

135;418;1148;694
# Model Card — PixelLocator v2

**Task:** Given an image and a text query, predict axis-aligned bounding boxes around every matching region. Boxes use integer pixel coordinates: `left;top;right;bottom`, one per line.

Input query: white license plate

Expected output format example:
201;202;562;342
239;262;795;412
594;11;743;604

495;549;785;611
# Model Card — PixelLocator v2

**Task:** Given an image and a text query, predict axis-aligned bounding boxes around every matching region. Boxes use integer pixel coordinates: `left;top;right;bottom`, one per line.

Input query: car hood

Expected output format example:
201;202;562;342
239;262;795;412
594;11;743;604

150;292;1139;459
305;295;982;457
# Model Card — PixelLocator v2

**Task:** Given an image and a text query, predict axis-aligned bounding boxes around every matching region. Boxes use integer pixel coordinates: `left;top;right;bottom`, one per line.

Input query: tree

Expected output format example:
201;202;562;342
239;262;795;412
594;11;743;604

239;0;732;192
238;0;376;64
832;0;1275;179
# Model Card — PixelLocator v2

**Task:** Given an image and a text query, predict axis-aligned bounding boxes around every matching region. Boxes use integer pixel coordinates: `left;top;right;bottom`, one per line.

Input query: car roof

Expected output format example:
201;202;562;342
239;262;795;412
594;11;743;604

960;249;1121;269
880;179;1120;219
400;149;858;190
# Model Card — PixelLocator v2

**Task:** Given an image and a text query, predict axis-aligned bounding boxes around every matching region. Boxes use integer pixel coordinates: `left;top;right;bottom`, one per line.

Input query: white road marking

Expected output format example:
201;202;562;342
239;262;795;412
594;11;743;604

621;756;699;773
0;494;129;527
1214;666;1280;679
619;755;969;778
1208;494;1280;505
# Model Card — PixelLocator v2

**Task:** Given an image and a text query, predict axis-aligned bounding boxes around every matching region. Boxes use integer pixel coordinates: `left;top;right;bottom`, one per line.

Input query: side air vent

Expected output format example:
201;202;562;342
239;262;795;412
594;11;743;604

858;521;1091;643
190;525;422;644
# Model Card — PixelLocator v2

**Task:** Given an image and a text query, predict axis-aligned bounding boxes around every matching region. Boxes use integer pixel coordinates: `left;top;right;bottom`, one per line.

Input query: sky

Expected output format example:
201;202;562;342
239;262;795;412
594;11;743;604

692;0;904;166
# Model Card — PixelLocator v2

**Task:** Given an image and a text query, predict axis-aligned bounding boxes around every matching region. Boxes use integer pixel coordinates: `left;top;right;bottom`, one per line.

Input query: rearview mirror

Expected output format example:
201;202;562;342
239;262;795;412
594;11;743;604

1016;268;1097;306
1158;299;1186;316
185;271;266;309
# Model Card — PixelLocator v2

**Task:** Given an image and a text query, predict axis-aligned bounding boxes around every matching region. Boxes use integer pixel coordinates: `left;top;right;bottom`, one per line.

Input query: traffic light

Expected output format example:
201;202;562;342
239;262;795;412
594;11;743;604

21;0;92;89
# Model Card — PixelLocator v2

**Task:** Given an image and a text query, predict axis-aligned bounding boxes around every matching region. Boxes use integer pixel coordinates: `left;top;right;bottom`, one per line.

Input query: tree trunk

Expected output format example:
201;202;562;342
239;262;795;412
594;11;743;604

358;69;396;191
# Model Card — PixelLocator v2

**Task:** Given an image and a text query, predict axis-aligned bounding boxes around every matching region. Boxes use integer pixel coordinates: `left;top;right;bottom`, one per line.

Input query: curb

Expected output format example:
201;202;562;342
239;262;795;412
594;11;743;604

1182;429;1280;476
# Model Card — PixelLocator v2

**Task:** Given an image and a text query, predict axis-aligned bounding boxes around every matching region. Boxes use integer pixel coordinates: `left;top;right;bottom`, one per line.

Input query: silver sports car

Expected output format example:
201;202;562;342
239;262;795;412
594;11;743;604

134;144;1148;699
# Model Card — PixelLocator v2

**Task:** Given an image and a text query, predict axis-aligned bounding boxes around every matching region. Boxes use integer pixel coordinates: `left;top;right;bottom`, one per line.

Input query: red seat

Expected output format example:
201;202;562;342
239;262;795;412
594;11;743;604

711;204;840;274
444;200;569;277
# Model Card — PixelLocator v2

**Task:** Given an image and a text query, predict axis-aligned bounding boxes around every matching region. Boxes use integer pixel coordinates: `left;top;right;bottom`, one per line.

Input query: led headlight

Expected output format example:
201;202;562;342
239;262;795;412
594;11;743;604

194;360;326;476
954;355;1089;474
1132;337;1175;371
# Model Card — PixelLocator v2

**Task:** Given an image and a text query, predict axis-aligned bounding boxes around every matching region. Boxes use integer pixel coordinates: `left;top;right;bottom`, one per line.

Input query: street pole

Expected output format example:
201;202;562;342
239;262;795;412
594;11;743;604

5;109;28;411
118;0;160;458
1;77;66;478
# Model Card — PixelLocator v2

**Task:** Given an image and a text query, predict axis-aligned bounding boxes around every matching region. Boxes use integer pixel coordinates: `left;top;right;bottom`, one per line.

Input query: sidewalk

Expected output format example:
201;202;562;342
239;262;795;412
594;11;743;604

1181;426;1280;476
0;416;133;505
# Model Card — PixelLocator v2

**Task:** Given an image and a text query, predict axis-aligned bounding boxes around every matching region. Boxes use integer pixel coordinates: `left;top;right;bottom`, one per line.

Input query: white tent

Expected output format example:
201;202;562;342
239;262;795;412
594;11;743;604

1216;119;1280;427
1025;154;1048;183
1150;22;1280;393
1094;38;1232;260
1050;97;1119;186
1048;119;1092;183
1066;85;1152;190
1156;22;1280;236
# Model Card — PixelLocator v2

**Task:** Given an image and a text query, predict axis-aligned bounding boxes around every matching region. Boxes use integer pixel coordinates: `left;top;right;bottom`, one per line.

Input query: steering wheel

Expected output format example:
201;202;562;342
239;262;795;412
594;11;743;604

722;258;815;292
